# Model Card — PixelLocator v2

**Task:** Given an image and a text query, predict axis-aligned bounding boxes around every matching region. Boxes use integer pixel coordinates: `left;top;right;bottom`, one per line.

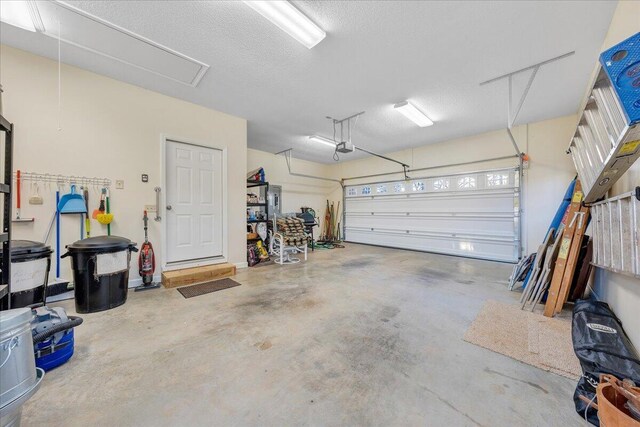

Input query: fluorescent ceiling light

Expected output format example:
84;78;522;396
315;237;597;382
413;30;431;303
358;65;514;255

243;1;326;49
308;135;336;148
0;0;44;32
393;101;434;127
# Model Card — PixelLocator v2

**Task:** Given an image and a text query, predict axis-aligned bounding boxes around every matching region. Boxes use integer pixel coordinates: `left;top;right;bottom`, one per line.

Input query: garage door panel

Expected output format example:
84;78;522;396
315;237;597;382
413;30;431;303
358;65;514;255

347;188;516;200
346;229;518;262
344;168;520;262
345;214;516;236
346;192;516;213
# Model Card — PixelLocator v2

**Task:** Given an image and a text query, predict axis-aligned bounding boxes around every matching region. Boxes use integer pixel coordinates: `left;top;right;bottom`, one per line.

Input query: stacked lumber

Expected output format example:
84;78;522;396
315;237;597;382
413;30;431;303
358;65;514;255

544;180;591;317
512;180;594;314
162;263;236;288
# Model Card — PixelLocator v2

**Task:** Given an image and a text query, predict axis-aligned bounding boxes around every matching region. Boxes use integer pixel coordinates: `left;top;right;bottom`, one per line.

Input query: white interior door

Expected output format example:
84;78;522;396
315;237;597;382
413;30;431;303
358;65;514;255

344;168;521;263
166;140;223;264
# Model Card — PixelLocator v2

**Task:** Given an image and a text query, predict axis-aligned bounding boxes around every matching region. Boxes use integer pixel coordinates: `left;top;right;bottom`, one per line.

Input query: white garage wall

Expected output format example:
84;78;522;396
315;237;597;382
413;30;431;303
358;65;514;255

247;148;340;234
590;0;640;348
0;45;248;283
326;115;578;255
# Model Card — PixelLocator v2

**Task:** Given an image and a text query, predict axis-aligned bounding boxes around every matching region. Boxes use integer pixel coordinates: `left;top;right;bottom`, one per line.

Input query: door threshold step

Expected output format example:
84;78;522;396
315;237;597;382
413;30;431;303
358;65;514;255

161;263;236;289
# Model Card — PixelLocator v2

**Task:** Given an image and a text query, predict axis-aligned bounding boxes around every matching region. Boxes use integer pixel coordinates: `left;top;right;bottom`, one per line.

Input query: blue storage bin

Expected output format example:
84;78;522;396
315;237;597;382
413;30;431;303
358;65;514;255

600;32;640;125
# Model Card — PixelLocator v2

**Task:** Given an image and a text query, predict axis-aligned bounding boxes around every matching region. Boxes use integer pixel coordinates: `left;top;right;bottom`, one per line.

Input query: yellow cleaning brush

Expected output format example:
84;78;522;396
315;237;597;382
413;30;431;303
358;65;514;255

97;212;113;225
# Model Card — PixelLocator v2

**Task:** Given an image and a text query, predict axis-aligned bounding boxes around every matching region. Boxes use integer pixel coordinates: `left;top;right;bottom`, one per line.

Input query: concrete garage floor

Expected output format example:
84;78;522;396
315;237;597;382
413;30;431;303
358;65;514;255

22;244;582;426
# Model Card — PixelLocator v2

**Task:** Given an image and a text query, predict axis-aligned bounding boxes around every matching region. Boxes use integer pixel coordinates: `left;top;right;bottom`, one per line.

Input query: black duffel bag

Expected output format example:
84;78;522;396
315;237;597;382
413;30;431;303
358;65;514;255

572;299;640;425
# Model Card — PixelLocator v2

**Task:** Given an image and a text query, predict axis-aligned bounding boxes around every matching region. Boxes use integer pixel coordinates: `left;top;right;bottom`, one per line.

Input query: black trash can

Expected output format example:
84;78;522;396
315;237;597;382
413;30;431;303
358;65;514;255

62;236;137;314
2;240;53;308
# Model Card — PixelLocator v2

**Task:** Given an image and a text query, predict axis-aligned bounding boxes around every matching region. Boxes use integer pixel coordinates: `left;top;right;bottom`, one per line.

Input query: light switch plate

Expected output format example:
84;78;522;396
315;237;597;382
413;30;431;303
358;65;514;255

116;180;125;189
144;204;157;212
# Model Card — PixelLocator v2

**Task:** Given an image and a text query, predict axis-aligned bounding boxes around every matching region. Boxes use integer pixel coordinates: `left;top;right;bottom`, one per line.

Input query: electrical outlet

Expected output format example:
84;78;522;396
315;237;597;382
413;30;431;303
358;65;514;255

116;180;124;189
145;204;157;213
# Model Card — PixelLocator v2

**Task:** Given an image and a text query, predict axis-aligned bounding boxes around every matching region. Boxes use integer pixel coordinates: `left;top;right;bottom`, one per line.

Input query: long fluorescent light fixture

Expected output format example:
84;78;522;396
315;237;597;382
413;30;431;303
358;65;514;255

308;135;336;148
393;101;434;127
243;1;326;49
0;0;44;32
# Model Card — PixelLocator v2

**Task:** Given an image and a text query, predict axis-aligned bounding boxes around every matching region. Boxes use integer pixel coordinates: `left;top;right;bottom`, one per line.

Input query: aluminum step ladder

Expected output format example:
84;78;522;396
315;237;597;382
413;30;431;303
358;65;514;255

591;189;640;279
568;32;640;204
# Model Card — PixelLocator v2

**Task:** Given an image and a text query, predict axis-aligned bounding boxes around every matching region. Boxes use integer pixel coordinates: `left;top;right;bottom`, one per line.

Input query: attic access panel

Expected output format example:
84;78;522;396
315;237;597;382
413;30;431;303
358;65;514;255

344;168;521;263
36;1;209;86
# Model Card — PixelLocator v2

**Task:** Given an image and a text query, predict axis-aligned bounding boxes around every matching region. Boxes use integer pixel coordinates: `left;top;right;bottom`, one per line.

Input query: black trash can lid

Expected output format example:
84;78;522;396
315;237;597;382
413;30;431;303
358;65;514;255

0;240;53;258
66;236;135;253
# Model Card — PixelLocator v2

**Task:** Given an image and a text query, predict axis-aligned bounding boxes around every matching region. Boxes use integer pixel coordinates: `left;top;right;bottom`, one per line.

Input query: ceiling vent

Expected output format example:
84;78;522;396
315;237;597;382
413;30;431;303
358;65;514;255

35;1;209;87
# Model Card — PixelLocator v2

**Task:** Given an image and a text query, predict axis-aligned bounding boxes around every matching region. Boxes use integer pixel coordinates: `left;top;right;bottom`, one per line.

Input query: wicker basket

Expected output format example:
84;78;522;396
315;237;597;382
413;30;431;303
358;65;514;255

597;375;640;427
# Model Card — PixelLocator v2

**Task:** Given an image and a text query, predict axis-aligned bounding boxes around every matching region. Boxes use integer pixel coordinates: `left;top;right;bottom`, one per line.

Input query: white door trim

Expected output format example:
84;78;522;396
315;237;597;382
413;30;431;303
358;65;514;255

160;134;228;271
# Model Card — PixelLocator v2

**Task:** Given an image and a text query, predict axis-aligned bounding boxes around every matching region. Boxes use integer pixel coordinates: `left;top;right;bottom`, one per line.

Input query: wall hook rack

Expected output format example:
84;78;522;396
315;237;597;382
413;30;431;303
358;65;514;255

12;171;111;188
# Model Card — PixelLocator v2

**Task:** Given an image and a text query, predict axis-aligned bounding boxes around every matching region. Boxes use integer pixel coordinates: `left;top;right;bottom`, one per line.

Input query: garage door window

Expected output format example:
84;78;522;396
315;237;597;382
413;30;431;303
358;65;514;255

433;178;449;190
362;186;371;195
412;181;425;192
457;176;476;189
487;173;509;187
377;185;387;194
394;183;405;193
348;188;357;196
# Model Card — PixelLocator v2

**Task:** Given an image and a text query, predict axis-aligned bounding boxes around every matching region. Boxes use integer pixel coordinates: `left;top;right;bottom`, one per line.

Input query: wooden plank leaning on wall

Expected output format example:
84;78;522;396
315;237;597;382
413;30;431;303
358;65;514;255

544;180;590;317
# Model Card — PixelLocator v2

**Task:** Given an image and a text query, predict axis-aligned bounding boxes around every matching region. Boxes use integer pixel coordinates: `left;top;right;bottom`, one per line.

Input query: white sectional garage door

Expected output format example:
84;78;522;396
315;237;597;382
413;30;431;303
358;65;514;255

344;168;521;262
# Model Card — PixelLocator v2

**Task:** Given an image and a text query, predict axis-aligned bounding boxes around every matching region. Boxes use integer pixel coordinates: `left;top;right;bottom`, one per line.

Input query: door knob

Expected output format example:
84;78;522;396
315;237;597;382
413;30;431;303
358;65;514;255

166;205;173;211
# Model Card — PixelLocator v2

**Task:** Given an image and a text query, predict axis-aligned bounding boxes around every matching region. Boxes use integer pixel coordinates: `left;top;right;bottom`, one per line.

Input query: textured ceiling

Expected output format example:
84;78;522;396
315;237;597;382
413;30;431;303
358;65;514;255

0;1;617;163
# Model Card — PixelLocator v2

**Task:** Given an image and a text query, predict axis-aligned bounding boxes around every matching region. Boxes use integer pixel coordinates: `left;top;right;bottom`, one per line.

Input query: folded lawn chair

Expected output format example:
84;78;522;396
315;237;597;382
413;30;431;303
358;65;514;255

269;215;309;264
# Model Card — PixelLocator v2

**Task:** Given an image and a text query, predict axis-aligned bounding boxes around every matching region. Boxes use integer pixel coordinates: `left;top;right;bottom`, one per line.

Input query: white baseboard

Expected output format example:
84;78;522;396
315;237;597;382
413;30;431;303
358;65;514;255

44;274;163;304
46;290;74;303
234;262;248;269
128;275;162;288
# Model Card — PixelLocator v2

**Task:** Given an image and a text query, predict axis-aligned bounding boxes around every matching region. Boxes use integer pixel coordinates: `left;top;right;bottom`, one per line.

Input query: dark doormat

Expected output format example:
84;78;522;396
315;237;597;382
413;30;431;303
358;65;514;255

177;278;241;299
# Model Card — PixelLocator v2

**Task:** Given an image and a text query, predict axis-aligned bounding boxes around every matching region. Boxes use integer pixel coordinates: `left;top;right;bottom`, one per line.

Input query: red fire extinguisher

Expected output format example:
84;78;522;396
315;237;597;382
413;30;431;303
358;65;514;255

135;210;160;291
